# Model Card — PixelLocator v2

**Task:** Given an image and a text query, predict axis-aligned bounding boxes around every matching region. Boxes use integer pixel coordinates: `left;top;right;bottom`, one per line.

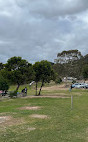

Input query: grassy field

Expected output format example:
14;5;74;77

0;83;88;142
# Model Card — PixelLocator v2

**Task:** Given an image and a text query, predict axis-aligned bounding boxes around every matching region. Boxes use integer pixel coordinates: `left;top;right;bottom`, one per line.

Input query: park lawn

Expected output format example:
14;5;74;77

8;82;51;96
0;86;88;142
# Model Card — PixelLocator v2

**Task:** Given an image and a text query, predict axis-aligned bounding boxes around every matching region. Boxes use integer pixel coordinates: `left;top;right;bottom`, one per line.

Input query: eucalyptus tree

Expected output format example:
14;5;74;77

0;75;9;93
5;56;34;91
82;65;88;80
33;60;55;95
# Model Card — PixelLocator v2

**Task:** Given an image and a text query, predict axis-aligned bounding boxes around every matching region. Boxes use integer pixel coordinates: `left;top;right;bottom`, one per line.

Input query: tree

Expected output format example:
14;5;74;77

33;60;55;95
5;56;34;91
0;63;4;70
82;65;88;80
55;76;62;84
33;62;40;95
0;75;9;92
54;50;83;64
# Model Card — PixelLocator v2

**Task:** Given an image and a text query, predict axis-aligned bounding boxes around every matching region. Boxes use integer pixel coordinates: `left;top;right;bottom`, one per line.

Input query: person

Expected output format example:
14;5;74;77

24;87;27;96
21;88;25;97
69;84;72;92
71;84;73;89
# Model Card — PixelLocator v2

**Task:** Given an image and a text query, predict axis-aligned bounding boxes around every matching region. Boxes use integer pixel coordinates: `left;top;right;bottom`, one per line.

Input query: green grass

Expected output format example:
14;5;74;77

0;84;88;142
8;81;57;96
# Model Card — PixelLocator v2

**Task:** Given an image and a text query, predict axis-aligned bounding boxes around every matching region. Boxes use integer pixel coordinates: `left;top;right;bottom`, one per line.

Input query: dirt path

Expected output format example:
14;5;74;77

24;95;70;98
42;84;69;91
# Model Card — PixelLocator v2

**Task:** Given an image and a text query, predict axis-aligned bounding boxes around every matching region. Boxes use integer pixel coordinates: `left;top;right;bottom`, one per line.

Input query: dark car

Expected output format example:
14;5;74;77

85;84;88;89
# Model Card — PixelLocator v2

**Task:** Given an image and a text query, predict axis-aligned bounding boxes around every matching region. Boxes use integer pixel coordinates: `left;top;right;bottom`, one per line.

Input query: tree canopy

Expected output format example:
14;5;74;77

5;56;34;90
82;65;88;80
33;60;55;95
53;50;88;79
0;75;9;91
55;50;83;64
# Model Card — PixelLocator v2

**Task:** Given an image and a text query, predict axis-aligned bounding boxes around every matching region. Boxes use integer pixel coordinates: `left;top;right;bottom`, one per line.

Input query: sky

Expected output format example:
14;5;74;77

0;0;88;64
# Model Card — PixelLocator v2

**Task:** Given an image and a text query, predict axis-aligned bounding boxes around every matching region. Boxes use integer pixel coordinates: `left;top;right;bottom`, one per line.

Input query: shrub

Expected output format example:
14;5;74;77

9;90;17;98
0;76;9;91
55;77;62;84
72;80;76;84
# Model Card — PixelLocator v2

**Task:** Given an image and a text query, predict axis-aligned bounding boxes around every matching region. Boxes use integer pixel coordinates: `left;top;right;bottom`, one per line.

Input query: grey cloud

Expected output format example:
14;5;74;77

0;0;88;63
16;0;88;18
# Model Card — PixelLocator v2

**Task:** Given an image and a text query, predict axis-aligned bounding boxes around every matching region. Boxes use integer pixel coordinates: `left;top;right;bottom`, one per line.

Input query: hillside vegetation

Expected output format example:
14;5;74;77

53;50;88;79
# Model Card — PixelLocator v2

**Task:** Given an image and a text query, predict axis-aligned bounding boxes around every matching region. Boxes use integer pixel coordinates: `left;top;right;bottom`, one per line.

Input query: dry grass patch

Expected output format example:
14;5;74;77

26;95;70;98
12;126;36;134
0;116;24;130
30;114;49;119
43;95;69;98
19;106;41;110
42;84;69;91
0;116;11;124
27;127;36;131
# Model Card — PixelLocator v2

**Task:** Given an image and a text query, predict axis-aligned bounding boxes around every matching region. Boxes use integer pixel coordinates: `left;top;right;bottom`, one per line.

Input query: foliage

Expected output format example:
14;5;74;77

0;63;4;70
5;56;35;91
33;60;55;95
0;69;12;85
55;50;83;64
55;77;62;84
82;65;88;80
53;51;88;79
9;90;17;98
57;49;82;56
0;75;9;91
72;80;76;84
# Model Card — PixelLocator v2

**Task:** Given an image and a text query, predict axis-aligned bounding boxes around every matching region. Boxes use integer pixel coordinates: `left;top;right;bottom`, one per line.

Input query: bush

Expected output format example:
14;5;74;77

72;80;76;84
9;90;17;98
0;76;9;91
55;77;62;84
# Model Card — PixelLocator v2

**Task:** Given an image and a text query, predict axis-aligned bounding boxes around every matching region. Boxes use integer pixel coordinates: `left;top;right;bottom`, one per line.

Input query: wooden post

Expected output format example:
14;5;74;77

71;94;73;110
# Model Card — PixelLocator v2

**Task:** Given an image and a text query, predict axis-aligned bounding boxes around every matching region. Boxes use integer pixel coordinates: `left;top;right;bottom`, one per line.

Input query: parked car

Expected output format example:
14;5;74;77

29;81;35;87
76;83;86;88
72;83;79;88
72;83;88;89
85;84;88;89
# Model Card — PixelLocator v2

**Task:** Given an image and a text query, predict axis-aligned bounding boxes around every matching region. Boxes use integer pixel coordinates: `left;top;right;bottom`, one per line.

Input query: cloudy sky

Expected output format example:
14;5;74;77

0;0;88;63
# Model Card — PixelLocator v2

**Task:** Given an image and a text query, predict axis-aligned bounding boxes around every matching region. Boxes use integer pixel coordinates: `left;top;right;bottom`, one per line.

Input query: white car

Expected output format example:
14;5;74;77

85;84;88;89
72;83;79;88
79;83;88;88
29;81;35;86
72;83;88;88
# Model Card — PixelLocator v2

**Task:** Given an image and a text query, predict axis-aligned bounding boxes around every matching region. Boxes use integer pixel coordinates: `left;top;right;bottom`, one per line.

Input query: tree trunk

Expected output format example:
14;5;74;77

38;81;44;96
16;84;20;91
35;82;38;96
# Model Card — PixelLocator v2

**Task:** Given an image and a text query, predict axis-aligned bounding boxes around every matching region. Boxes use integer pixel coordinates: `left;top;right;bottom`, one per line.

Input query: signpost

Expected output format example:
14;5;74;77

69;84;73;110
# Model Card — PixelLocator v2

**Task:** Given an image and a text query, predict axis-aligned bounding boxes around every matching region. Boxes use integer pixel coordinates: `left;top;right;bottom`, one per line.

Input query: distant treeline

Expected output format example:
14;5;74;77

53;50;88;79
